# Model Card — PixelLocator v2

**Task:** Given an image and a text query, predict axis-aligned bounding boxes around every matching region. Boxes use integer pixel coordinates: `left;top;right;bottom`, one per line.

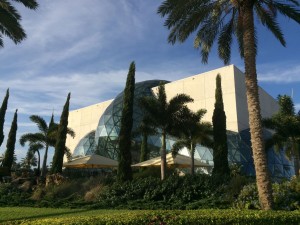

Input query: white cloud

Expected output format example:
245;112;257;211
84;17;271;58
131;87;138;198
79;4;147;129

258;64;300;83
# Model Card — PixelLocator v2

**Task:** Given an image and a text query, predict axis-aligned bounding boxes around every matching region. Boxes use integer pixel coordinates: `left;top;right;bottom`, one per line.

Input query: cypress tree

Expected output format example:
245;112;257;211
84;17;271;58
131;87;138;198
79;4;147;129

2;109;18;171
0;89;9;147
212;74;230;176
118;62;135;182
51;93;70;174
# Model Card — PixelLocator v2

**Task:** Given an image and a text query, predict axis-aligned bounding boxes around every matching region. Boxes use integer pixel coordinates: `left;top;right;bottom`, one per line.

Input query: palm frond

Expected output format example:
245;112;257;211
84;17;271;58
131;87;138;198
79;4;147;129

167;94;193;115
0;0;26;44
19;133;45;146
218;13;235;64
255;3;286;46
28;142;44;155
67;127;75;138
64;147;72;161
265;0;300;24
172;139;190;155
30;115;48;134
12;0;38;9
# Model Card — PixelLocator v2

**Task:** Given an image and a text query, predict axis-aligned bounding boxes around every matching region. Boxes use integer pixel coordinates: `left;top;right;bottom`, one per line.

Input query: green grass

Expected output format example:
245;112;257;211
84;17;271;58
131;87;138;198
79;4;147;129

1;207;300;225
0;207;128;223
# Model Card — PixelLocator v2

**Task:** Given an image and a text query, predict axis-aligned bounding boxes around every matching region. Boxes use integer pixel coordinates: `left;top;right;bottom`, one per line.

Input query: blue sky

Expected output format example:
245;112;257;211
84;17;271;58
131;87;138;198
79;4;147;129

1;0;300;162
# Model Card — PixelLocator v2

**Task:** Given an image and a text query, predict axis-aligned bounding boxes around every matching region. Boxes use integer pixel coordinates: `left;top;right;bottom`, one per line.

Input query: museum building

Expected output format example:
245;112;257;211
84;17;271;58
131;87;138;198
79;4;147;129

66;65;294;178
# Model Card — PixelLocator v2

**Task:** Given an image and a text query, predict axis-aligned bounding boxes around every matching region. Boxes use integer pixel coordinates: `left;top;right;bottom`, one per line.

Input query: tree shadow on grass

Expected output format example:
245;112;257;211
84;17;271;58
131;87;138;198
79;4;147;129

0;208;93;223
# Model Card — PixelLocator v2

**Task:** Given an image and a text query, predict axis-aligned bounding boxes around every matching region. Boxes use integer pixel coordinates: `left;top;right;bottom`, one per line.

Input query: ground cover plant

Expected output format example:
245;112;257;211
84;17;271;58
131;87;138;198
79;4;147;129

1;207;300;225
1;171;300;211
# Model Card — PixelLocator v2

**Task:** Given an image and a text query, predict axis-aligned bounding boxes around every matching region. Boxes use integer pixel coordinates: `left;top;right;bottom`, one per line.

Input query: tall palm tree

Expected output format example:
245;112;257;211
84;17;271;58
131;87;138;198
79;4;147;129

158;0;300;210
20;114;75;178
263;95;300;177
140;83;193;180
172;108;213;175
0;0;38;48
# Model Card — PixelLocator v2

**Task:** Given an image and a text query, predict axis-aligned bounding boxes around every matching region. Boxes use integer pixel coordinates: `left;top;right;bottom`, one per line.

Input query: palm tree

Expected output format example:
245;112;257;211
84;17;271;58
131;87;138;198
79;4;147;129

140;83;193;180
135;116;157;162
20;149;37;170
172;108;213;175
158;0;300;210
27;143;43;174
0;0;38;48
20;114;75;178
263;95;300;177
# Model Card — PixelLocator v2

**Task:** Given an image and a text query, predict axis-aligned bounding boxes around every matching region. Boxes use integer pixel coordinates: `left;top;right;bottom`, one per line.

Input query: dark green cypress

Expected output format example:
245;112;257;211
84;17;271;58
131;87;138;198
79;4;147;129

212;74;230;176
117;62;135;182
0;89;9;147
2;109;18;171
51;93;70;174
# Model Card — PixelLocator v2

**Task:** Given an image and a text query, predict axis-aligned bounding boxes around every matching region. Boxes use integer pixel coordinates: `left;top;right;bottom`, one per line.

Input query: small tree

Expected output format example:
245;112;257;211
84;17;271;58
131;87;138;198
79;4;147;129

118;62;135;182
172;107;213;175
0;89;9;147
1;109;18;172
140;83;193;180
212;74;230;176
137;116;156;162
51;93;71;174
263;95;300;177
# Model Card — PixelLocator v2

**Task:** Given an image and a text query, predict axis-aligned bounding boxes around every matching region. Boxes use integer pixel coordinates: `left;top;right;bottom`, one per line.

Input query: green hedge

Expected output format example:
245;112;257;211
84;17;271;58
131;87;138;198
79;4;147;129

4;209;300;225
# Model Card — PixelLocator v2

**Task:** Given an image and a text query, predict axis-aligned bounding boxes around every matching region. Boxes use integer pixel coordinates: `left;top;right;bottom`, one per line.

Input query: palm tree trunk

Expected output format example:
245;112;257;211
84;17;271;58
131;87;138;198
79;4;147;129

41;145;48;178
36;150;40;175
293;148;300;177
140;133;148;162
161;130;167;180
242;3;273;210
191;142;195;176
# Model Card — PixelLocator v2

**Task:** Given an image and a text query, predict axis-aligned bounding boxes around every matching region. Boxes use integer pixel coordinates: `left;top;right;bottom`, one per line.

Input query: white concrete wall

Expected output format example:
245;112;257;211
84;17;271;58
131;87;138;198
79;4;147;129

66;65;279;154
66;100;113;154
153;65;240;132
233;66;279;131
153;65;278;132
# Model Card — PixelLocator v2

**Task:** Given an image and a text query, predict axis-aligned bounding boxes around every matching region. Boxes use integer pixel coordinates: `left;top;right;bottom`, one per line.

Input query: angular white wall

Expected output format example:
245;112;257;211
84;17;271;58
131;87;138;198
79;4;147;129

66;65;279;154
66;100;113;154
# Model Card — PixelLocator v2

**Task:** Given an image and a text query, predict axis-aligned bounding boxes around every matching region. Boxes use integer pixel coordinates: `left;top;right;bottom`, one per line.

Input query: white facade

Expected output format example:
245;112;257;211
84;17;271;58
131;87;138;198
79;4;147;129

66;65;278;154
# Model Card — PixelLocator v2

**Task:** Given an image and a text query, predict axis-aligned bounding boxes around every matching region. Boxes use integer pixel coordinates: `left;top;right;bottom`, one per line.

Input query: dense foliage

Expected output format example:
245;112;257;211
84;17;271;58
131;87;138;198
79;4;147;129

0;89;9;147
236;177;300;210
212;74;230;176
118;62;135;182
51;93;71;174
1;109;18;171
263;95;300;177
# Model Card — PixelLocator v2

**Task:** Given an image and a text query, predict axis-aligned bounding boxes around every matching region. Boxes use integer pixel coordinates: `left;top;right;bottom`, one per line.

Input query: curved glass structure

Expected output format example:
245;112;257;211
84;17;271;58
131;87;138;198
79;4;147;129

72;78;293;179
73;131;96;157
94;80;171;162
195;128;294;179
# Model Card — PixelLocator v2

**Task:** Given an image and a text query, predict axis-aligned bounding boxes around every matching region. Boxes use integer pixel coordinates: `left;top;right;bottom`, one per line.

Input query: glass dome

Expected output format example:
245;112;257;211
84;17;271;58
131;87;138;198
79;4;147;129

72;131;96;157
94;80;174;162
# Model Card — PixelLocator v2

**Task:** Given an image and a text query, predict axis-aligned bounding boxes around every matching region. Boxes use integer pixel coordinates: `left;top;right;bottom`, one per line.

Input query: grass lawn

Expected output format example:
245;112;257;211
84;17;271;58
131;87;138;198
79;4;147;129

1;207;300;225
0;207;131;223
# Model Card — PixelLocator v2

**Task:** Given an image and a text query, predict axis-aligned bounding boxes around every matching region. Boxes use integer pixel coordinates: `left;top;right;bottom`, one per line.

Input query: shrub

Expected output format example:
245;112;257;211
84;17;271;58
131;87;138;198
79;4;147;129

235;177;300;210
84;185;106;202
3;209;300;225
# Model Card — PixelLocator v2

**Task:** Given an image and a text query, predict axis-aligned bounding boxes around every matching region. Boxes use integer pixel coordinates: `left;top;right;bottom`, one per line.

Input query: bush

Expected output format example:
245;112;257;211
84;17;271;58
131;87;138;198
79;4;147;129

4;209;300;225
93;174;227;209
0;183;33;206
84;185;106;202
235;177;300;210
